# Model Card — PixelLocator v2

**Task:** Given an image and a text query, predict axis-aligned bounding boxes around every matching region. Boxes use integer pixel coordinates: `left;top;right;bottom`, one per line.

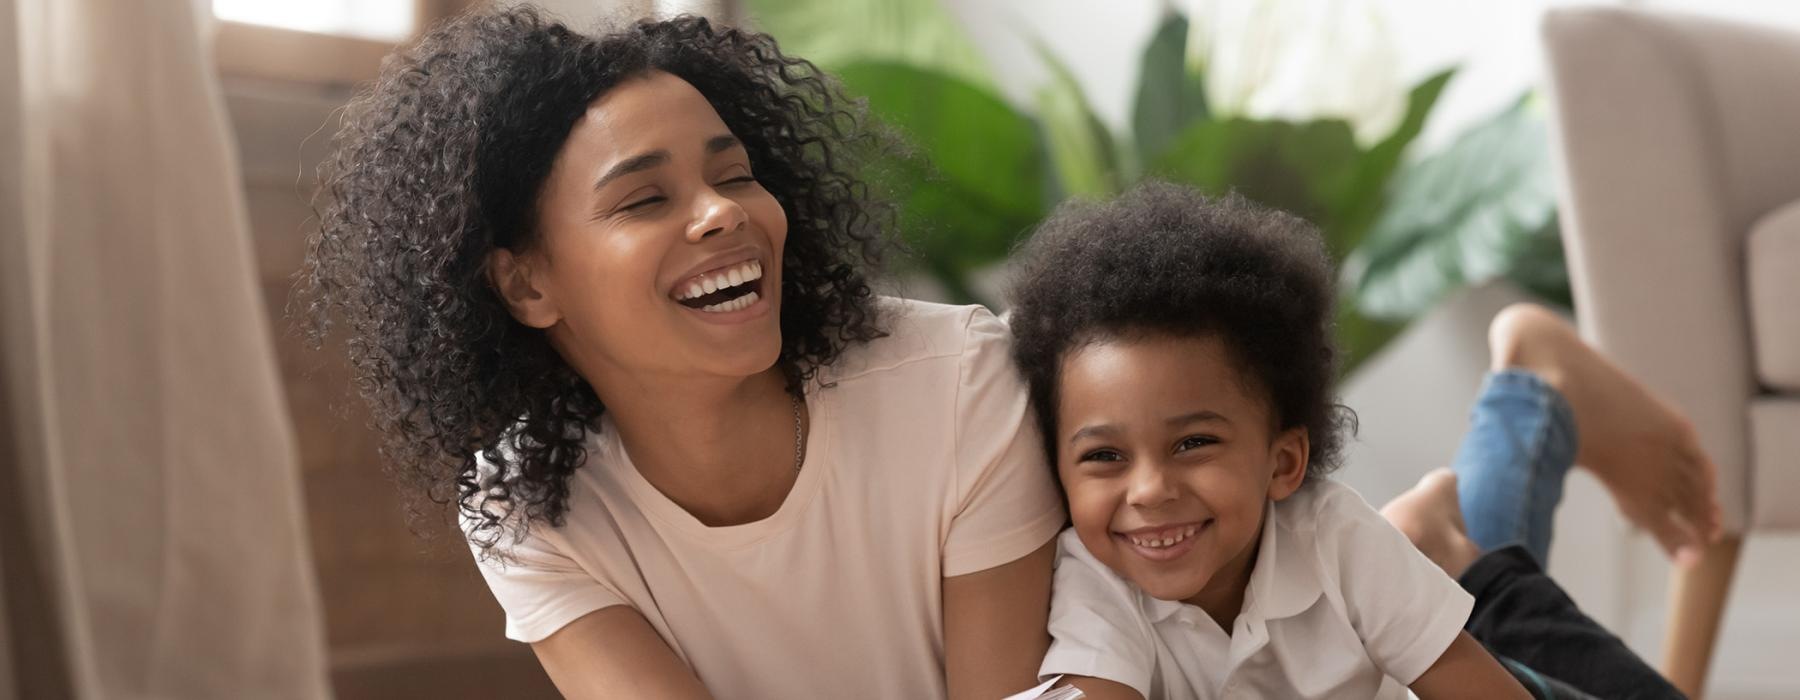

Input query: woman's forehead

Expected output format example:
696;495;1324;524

576;71;727;149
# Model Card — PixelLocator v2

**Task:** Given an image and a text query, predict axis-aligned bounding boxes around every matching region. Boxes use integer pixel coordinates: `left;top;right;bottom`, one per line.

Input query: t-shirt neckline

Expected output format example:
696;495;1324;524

603;385;834;548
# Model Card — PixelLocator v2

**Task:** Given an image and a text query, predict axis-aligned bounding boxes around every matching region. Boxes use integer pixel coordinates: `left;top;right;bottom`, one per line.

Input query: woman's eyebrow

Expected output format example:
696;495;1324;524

705;134;740;153
593;150;668;191
592;136;741;192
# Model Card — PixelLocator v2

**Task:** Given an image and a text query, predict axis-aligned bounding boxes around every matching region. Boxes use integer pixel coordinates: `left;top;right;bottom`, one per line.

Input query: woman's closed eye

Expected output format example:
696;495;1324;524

715;164;758;188
618;194;666;212
609;185;666;214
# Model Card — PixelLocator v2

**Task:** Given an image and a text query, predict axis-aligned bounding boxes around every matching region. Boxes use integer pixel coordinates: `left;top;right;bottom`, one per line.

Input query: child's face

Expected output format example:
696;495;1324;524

1055;333;1308;611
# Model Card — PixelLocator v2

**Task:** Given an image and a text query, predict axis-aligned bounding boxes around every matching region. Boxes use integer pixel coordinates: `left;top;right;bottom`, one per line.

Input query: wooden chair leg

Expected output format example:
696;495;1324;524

1660;534;1743;699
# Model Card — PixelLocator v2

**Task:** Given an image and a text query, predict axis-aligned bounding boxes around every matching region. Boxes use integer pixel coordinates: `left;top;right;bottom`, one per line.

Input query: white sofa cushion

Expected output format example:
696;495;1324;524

1748;199;1800;392
1751;398;1800;528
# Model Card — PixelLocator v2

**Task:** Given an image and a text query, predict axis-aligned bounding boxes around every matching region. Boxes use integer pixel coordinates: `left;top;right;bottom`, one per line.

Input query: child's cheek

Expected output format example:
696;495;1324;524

1065;477;1119;546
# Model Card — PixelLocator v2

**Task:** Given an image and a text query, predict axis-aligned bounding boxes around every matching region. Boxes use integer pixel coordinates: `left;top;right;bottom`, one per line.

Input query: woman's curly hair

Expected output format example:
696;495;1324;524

1005;181;1354;481
297;6;891;554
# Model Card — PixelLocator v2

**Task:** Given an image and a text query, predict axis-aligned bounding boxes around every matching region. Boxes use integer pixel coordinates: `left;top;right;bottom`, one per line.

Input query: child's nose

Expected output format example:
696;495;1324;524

1125;463;1179;507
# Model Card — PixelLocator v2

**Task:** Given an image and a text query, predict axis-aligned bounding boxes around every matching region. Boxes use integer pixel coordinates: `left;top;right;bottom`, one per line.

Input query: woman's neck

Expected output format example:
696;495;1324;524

589;364;804;526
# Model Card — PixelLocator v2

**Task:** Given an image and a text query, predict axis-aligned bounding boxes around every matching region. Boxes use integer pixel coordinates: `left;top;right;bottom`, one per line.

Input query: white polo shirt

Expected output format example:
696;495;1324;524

1039;479;1474;699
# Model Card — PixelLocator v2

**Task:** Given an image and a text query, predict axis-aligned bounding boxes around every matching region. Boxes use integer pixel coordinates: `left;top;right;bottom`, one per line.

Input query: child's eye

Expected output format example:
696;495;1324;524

1079;448;1124;463
1175;435;1218;452
718;175;758;187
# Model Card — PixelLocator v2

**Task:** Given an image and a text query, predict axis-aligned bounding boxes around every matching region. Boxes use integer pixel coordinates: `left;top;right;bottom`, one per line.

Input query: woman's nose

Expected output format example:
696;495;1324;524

685;188;749;243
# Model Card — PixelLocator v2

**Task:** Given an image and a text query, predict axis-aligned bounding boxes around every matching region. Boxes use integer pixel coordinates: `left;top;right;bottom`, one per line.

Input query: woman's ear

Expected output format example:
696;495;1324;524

1267;426;1310;502
486;248;561;329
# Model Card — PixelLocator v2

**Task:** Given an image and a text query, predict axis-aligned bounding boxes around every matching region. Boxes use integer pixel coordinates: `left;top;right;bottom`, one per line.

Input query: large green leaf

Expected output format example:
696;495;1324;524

1342;96;1561;321
835;61;1048;302
1149;117;1362;235
1132;12;1210;169
740;0;993;89
1328;68;1455;259
1503;211;1573;309
1033;40;1123;199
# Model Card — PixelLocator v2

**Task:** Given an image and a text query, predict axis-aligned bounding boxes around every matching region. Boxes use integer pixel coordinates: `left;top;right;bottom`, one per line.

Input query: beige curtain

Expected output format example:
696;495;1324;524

0;0;331;697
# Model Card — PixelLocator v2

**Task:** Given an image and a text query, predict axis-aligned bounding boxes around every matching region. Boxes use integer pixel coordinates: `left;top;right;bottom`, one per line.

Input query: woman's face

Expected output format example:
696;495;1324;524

496;70;789;388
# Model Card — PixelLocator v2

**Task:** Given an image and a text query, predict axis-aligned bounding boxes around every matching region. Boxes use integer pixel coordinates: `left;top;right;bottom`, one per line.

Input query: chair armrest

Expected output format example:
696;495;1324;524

1541;7;1773;531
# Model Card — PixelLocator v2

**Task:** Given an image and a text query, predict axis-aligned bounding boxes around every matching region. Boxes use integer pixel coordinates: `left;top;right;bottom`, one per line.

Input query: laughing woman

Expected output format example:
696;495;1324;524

299;6;1063;699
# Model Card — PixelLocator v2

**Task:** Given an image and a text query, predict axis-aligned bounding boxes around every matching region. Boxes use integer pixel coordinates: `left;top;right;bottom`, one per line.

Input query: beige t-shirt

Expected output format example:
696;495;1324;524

468;299;1066;699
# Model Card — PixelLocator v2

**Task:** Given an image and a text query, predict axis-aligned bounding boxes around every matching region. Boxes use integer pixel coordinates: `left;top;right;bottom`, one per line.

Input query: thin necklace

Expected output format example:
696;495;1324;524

790;391;805;472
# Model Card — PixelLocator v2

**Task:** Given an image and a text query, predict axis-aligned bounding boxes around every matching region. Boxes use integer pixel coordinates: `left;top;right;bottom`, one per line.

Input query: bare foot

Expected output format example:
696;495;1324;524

1382;469;1484;579
1488;303;1723;563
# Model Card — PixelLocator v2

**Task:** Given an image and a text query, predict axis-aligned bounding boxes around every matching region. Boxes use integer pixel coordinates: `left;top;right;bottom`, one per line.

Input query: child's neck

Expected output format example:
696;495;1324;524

1183;520;1265;634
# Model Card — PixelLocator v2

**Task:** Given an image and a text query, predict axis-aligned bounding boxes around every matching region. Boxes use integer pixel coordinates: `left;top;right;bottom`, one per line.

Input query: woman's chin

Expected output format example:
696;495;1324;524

700;335;785;379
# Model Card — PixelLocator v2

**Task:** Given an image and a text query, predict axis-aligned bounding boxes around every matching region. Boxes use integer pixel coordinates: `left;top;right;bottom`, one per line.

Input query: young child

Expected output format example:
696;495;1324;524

1004;181;1714;700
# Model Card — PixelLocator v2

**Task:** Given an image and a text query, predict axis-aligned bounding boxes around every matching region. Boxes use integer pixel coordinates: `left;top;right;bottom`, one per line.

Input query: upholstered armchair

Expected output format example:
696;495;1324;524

1543;6;1800;696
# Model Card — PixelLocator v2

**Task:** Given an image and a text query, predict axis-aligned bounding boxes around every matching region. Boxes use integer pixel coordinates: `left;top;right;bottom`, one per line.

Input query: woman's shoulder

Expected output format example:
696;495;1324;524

818;297;1008;384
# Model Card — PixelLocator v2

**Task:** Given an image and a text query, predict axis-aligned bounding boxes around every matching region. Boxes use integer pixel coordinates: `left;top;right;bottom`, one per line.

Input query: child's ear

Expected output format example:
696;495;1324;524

1267;426;1309;502
486;248;561;329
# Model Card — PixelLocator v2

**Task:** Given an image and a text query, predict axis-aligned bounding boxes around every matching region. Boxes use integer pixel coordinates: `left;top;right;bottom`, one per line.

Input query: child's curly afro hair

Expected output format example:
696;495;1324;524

1005;180;1354;480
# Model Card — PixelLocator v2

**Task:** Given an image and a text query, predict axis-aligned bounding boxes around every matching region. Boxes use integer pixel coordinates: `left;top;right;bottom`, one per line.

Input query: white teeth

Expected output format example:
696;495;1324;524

700;290;759;314
1127;524;1199;549
676;261;767;301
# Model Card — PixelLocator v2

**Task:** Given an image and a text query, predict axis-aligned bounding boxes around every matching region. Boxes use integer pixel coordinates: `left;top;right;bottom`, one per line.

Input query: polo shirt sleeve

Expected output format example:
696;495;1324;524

1322;485;1476;685
941;307;1067;577
1038;531;1158;697
465;514;630;644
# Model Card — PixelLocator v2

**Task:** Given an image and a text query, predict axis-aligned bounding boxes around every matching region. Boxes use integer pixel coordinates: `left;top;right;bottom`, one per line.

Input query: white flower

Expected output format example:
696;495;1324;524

1186;0;1405;145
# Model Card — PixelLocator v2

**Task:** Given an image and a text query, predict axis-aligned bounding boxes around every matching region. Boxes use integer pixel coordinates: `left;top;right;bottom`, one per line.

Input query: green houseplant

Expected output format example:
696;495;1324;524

743;0;1568;372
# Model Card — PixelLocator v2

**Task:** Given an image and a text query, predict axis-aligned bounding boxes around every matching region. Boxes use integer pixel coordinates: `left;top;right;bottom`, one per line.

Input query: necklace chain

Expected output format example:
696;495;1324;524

790;392;805;472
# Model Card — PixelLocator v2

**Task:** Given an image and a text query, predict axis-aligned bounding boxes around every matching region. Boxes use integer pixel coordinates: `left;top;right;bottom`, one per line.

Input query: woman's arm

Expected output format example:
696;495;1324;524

942;539;1056;700
530;606;714;700
1409;631;1531;700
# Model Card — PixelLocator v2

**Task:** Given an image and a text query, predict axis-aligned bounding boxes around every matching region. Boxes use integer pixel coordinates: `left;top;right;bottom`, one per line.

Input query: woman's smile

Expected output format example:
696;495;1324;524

668;250;775;323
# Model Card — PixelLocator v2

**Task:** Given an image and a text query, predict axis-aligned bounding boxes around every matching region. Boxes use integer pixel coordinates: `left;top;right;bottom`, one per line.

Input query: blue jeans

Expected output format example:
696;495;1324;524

1449;369;1684;699
1452;369;1579;566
